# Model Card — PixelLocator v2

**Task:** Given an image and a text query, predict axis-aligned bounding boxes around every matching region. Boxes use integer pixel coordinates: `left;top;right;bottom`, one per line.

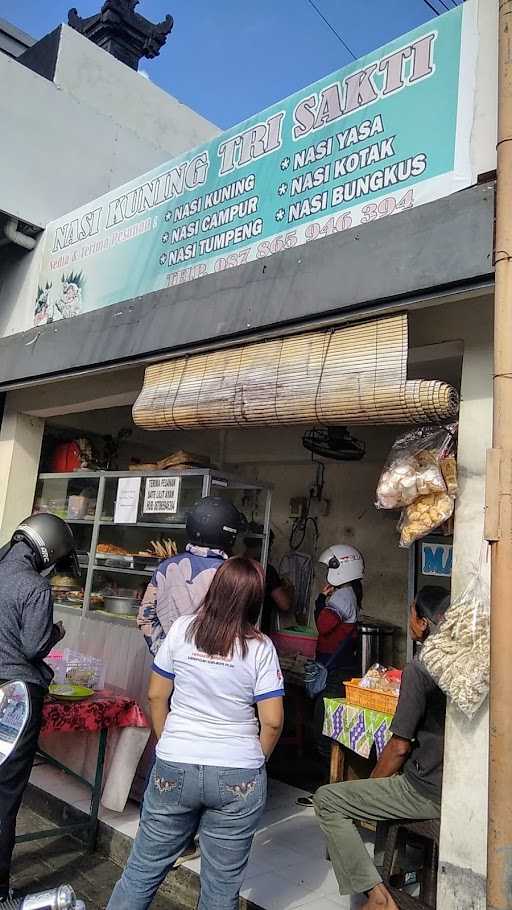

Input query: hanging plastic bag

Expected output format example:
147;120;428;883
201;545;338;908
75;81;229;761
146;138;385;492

421;569;490;719
376;424;457;510
399;491;455;548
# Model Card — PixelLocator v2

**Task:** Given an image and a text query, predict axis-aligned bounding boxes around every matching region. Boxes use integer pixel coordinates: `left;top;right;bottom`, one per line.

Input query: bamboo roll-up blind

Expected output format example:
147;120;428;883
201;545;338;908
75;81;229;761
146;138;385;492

132;314;459;431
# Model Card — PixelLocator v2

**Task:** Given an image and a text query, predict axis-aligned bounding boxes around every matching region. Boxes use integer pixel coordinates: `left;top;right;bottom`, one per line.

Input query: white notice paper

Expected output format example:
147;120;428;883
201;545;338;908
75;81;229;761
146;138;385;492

114;477;142;524
143;476;181;514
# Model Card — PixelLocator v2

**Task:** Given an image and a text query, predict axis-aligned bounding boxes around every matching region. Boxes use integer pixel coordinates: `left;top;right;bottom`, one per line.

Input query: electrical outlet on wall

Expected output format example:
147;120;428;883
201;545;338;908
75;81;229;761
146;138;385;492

309;498;331;517
289;496;307;518
319;498;330;517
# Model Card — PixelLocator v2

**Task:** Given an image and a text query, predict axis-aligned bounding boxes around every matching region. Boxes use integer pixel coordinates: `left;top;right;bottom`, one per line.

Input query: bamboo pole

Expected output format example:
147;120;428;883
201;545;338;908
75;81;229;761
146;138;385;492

487;2;512;907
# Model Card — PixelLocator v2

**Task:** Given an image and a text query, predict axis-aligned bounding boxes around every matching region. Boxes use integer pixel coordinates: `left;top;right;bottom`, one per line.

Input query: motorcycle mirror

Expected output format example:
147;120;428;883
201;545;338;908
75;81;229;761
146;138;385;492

0;681;30;766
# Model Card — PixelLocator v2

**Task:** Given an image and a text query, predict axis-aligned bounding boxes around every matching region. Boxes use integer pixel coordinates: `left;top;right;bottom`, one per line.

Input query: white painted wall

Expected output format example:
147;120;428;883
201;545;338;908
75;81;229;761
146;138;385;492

0;25;218;337
0;26;218;229
53;26;218;162
0;405;44;542
411;297;492;906
472;0;498;179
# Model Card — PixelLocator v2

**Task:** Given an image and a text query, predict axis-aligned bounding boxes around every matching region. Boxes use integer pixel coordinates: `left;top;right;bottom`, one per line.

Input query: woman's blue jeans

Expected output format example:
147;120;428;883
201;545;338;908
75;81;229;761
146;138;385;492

108;758;267;910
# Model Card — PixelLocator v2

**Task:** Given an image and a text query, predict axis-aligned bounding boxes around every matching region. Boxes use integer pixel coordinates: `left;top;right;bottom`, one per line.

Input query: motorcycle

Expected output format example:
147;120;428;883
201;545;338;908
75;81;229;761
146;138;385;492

0;681;85;910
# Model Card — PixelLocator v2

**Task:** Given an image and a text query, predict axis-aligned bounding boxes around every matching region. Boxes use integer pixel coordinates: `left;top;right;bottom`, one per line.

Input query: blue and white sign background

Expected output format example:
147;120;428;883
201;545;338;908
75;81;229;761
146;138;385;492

421;543;453;577
34;2;477;326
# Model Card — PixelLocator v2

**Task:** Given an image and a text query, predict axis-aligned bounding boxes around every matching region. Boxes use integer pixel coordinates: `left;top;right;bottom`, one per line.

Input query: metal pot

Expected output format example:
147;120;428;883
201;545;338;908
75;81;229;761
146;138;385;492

102;594;139;616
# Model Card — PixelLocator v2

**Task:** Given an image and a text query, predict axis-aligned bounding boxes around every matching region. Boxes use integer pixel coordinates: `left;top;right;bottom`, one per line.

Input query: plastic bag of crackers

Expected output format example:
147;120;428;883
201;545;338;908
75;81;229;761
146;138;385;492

376;424;458;511
399;491;455;547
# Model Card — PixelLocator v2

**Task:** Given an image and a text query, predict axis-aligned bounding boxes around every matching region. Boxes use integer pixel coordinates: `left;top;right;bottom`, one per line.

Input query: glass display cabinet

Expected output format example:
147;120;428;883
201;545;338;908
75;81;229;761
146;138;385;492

33;469;272;624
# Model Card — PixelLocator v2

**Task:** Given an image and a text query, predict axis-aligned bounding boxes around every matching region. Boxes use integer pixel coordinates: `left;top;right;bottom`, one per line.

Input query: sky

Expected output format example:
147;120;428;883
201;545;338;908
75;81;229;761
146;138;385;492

0;0;460;130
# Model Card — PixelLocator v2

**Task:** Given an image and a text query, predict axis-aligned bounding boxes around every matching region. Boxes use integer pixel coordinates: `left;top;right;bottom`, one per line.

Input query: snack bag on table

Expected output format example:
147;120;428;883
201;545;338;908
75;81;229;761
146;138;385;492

359;663;402;697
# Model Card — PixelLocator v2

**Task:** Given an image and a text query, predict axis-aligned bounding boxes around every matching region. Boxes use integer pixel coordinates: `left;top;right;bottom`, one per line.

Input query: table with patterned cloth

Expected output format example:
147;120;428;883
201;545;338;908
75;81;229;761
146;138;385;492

323;697;394;758
323;697;394;786
41;688;149;735
18;689;150;852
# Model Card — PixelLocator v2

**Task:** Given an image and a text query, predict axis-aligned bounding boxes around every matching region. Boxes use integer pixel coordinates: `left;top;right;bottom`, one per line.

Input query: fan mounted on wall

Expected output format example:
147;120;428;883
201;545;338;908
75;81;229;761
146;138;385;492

302;426;366;461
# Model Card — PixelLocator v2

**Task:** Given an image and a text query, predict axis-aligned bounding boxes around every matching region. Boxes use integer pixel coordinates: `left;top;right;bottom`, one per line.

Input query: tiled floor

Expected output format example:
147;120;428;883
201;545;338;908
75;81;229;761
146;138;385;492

28;767;372;909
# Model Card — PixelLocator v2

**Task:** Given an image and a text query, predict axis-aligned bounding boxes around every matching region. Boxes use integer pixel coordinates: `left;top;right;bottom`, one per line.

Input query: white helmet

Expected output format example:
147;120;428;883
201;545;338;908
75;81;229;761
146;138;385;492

319;544;364;586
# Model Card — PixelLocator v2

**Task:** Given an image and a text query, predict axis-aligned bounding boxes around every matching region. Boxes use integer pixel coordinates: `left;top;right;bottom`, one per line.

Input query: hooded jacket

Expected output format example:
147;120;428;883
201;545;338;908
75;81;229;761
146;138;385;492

0;541;61;689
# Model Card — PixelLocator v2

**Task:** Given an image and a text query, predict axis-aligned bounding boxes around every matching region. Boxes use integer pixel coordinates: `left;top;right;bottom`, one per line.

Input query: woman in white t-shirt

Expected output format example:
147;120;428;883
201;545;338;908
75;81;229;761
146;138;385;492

108;556;285;910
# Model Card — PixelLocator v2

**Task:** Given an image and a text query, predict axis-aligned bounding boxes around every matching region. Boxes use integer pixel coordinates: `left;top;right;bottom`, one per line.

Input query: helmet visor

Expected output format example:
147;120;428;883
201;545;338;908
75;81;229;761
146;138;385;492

55;551;81;579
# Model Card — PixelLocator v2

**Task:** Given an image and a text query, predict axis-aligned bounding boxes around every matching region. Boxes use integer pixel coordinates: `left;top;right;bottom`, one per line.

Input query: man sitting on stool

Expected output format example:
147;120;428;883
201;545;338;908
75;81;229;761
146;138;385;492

313;586;449;910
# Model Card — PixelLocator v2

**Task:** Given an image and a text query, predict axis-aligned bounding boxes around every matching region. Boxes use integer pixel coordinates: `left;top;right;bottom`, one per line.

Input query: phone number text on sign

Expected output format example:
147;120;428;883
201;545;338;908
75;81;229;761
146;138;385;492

143;477;181;514
213;189;414;271
166;189;415;286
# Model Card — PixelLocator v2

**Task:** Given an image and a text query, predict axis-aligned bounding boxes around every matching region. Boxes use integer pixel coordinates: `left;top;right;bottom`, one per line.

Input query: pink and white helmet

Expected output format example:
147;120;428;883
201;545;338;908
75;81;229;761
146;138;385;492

319;544;364;586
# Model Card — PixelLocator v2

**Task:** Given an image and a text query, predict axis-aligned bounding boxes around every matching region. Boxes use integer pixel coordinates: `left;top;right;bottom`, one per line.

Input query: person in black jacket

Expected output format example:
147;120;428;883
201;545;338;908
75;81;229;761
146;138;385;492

243;529;294;634
0;513;78;902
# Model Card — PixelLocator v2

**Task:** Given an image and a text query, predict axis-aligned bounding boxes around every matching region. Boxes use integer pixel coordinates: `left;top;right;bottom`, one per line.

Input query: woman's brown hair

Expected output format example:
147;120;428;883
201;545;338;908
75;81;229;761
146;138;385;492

187;556;264;658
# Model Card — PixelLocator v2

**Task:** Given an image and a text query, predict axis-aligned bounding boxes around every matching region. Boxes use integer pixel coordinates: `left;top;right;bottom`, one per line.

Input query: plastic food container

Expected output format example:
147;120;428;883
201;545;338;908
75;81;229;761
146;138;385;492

270;627;318;659
67;495;90;520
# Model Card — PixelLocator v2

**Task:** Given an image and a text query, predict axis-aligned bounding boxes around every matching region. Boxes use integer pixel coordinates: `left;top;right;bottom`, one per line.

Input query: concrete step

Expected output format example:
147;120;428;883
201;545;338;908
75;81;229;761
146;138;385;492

23;784;263;910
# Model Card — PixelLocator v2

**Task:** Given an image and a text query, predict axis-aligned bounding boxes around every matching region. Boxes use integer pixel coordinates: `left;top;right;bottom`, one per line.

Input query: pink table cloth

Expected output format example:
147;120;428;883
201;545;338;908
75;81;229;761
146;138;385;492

38;689;151;812
42;688;149;734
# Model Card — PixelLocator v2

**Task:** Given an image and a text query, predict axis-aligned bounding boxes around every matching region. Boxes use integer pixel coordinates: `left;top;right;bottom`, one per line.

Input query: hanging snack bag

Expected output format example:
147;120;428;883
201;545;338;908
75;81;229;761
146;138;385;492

421;570;489;719
440;454;458;496
399;491;454;547
376;425;457;510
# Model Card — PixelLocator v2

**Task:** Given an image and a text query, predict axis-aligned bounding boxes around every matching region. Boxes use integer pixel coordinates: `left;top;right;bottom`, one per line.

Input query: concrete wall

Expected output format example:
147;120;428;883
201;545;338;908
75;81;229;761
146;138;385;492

0;24;218;337
0;25;218;229
411;297;492;907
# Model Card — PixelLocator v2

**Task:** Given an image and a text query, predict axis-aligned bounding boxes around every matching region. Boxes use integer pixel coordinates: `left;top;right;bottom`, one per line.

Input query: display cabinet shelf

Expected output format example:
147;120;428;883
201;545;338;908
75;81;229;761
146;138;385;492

34;468;272;624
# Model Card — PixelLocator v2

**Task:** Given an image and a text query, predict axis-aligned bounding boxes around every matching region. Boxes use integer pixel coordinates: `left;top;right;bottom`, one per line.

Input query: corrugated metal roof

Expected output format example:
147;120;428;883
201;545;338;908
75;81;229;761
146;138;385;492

0;17;35;59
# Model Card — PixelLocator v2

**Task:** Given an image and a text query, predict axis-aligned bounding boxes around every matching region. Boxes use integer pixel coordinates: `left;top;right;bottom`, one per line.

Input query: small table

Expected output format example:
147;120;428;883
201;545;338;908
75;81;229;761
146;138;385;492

17;689;149;851
323;697;394;784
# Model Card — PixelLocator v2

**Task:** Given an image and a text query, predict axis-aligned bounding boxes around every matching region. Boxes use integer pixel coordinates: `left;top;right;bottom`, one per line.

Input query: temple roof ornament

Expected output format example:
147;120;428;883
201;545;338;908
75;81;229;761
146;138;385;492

68;0;173;70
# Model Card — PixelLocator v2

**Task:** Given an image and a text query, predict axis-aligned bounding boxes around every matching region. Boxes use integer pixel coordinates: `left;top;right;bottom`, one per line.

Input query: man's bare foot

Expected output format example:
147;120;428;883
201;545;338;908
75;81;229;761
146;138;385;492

362;884;399;909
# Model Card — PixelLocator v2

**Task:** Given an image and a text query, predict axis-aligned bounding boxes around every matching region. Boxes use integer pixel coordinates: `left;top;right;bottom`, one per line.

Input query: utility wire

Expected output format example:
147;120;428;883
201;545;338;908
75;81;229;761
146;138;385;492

305;0;357;60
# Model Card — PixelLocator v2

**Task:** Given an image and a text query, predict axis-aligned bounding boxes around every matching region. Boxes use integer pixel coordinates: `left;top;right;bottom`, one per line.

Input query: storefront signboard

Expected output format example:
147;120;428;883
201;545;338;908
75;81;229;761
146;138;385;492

421;542;453;577
143;476;180;515
34;2;477;326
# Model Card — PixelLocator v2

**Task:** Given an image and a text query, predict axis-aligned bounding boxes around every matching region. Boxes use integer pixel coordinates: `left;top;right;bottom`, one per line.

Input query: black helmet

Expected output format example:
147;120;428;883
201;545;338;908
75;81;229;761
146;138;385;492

186;497;246;550
12;513;80;577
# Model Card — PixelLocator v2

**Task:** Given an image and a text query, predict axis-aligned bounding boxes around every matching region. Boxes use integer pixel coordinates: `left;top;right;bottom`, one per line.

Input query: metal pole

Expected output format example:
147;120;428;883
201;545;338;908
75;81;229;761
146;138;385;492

487;2;512;907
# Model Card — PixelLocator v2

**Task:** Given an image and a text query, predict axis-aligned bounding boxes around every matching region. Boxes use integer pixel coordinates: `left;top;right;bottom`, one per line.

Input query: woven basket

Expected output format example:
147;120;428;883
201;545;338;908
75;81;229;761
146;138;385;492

345;679;398;716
